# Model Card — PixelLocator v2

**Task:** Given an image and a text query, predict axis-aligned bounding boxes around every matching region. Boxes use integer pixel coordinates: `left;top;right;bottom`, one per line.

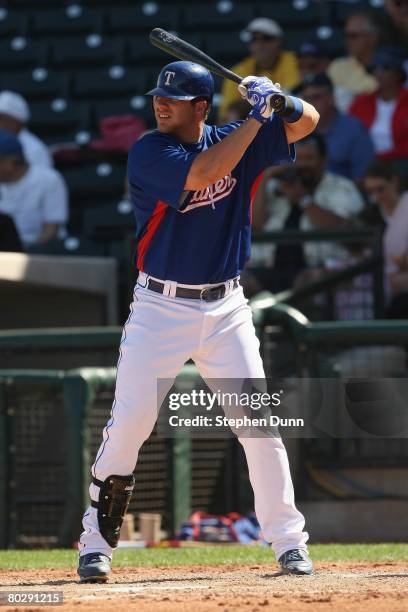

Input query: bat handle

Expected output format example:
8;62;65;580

270;93;286;113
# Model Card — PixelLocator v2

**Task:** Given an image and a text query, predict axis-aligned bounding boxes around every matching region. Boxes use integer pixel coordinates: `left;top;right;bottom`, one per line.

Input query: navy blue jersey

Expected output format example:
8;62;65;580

128;117;294;284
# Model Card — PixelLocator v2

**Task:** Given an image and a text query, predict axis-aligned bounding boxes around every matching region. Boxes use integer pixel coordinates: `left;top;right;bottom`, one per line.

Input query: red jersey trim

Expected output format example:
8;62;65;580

136;200;168;270
249;171;265;225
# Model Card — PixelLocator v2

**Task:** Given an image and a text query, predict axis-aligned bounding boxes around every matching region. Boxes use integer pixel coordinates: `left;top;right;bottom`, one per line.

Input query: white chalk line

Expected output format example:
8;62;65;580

71;583;211;599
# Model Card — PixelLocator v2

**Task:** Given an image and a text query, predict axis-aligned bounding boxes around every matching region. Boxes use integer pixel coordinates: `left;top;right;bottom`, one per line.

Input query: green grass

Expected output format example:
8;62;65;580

0;544;407;570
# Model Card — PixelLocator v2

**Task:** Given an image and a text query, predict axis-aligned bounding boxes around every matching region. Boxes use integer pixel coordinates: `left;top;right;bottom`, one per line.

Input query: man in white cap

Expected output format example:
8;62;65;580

218;18;300;122
0;90;53;168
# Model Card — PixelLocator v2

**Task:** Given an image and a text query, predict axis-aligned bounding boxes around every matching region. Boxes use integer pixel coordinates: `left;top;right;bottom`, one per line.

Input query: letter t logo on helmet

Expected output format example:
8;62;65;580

164;71;176;86
146;60;214;102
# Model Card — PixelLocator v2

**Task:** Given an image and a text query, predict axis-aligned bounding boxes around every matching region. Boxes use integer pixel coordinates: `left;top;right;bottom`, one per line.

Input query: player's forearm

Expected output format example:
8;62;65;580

283;100;319;144
184;118;261;190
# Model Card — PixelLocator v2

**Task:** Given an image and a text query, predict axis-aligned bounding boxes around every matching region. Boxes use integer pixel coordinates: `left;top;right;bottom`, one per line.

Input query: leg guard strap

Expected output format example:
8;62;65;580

91;474;135;548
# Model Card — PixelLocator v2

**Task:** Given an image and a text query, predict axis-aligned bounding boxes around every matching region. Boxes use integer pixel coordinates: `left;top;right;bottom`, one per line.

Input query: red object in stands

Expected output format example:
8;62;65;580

90;114;146;153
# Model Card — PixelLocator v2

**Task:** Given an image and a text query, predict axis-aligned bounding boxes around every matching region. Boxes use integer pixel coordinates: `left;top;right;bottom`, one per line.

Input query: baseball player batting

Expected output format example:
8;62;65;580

77;60;319;582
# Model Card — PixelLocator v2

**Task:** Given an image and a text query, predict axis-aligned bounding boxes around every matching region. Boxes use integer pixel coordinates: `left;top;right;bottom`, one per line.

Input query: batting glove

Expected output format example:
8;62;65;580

238;76;284;124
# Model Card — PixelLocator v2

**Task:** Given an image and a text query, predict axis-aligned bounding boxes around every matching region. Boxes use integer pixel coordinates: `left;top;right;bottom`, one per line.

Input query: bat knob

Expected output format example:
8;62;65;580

270;94;286;112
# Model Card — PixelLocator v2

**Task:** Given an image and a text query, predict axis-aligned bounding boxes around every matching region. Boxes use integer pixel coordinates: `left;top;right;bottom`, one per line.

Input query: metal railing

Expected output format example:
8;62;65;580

251;227;384;320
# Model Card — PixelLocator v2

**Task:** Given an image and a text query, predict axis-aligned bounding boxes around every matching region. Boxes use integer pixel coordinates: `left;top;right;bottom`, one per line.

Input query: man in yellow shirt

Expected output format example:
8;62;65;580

218;18;300;123
328;12;379;112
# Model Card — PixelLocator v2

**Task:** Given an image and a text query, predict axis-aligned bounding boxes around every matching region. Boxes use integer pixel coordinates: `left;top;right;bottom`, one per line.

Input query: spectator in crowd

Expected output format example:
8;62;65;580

363;160;408;318
296;41;331;83
218;18;299;122
0;130;68;249
295;73;374;181
328;12;379;112
383;0;408;59
350;46;408;160
0;91;53;168
0;212;23;252
242;133;365;296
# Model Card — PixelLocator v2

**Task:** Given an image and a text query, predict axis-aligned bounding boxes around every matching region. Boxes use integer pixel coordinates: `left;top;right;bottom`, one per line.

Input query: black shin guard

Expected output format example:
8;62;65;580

91;474;135;548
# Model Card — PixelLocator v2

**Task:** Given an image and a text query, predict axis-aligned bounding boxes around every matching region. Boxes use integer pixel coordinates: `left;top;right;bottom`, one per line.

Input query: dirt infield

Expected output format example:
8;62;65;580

1;562;408;611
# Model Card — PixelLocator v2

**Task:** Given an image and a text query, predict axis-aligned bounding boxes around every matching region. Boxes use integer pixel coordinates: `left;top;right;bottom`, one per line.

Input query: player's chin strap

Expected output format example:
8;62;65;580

91;474;135;547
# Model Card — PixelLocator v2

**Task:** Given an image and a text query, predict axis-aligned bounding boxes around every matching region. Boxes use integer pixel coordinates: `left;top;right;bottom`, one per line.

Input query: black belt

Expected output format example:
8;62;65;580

147;277;239;301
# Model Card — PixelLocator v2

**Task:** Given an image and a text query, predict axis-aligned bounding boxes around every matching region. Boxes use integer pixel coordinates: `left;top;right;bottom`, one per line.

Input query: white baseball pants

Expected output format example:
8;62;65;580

79;275;308;560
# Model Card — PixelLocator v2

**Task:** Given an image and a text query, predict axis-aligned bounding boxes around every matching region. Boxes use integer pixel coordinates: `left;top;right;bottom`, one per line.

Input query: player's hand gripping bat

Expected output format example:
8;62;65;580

149;28;286;113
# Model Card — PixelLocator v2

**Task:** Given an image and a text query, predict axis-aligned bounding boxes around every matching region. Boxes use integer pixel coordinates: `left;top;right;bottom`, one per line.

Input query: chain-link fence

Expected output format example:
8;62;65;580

0;371;68;548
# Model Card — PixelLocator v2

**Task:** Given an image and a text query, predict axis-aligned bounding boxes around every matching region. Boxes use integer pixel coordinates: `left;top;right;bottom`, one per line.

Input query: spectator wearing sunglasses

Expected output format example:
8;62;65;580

218;18;299;123
327;12;380;112
350;46;408;159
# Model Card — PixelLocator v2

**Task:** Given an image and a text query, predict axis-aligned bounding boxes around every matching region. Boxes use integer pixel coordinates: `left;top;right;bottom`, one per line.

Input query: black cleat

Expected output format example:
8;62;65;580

77;552;111;583
278;549;313;575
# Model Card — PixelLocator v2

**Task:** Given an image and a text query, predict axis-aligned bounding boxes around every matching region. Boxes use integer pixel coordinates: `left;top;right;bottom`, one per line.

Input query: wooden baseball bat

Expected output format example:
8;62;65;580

149;28;285;111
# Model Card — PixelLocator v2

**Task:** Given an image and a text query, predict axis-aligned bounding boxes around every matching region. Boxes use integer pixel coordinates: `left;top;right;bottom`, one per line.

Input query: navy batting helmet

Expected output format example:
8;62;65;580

146;61;214;102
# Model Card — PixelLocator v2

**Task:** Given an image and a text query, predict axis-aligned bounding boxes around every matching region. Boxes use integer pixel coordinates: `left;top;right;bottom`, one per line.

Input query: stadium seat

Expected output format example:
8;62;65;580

72;67;146;99
283;28;314;52
254;1;325;27
124;35;183;65
29;6;103;37
7;0;61;7
0;8;28;37
181;2;254;31
0;68;68;101
29;99;90;139
61;162;126;205
50;35;123;69
281;24;344;54
105;4;180;34
83;0;141;5
92;97;154;129
0;37;48;69
314;25;344;55
332;0;386;25
203;32;250;64
82;200;134;242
